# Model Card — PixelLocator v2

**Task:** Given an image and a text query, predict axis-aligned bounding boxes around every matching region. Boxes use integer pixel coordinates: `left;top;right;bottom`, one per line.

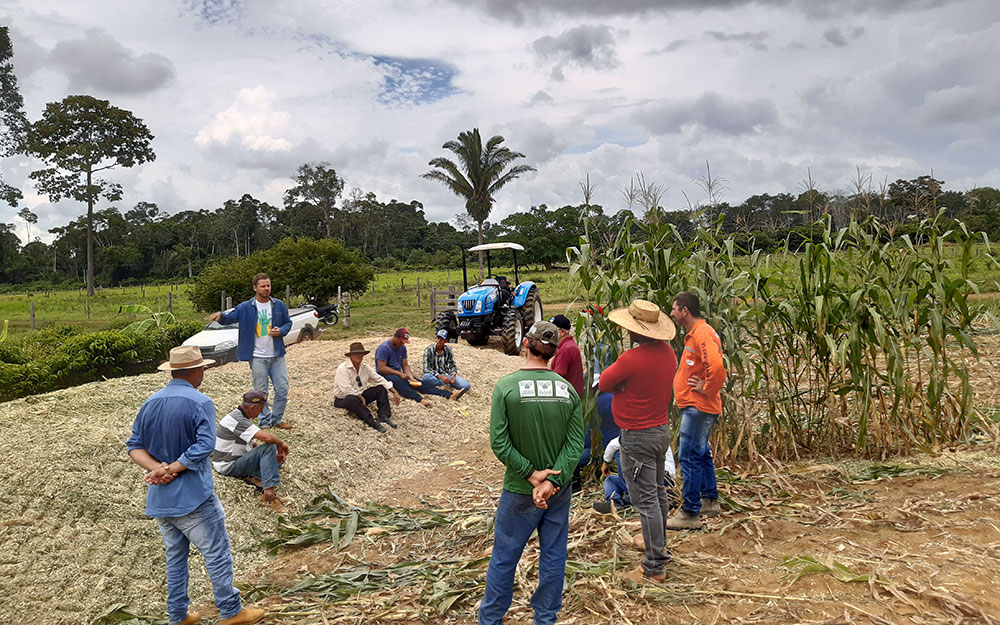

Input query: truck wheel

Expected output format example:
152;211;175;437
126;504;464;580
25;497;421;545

435;311;458;343
298;327;315;343
521;287;543;329
500;309;523;355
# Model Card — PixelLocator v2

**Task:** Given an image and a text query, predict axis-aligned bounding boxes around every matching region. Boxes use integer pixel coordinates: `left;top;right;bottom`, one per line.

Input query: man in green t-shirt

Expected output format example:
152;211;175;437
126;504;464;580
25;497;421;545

478;321;584;625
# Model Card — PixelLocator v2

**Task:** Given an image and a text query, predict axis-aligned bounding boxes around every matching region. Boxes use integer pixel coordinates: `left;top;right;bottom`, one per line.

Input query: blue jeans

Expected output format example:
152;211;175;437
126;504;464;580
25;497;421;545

384;373;451;401
155;495;241;625
250;356;289;428
421;372;471;392
479;486;572;625
603;474;630;506
678;406;719;514
223;443;282;489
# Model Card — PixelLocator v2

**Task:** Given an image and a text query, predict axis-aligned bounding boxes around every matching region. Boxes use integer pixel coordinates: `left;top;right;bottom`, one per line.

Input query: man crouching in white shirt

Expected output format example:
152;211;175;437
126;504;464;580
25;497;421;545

333;341;402;433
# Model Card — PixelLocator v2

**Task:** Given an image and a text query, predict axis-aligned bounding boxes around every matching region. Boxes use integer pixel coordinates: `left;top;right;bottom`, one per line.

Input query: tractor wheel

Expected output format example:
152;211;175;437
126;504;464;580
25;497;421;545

521;287;543;330
500;309;523;356
435;311;459;343
466;330;490;346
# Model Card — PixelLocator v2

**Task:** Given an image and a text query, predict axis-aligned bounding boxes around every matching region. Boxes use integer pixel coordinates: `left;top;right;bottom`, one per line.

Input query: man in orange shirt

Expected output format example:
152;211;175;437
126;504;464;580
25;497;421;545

668;292;726;530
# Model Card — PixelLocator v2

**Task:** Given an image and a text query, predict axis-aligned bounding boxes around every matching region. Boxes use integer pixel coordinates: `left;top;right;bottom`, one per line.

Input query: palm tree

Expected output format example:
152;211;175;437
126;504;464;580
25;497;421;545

422;128;535;277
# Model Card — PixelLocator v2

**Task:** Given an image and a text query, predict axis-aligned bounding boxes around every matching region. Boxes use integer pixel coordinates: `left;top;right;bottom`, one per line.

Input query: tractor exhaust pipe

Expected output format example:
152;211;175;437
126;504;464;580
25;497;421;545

462;248;468;292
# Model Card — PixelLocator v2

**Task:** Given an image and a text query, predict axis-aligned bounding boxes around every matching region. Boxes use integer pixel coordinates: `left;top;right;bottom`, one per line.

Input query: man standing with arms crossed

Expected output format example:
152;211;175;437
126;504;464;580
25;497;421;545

210;273;293;430
668;291;727;530
126;345;266;625
479;322;584;625
599;299;677;583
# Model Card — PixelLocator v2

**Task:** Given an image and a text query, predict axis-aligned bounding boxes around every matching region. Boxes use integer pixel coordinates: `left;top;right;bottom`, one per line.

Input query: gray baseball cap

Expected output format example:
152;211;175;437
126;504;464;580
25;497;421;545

525;321;559;345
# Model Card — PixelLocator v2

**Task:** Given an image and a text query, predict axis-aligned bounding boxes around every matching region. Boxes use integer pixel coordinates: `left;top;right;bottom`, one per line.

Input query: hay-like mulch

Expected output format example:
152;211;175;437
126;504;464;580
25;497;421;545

0;336;519;625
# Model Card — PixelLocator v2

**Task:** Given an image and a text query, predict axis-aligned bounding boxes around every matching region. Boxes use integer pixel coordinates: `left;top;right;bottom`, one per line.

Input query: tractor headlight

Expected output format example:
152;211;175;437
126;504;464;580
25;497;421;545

474;300;483;313
487;291;497;303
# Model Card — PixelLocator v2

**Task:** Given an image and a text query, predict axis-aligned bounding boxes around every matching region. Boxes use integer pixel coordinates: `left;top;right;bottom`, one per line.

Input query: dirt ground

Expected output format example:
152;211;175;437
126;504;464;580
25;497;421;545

3;334;1000;625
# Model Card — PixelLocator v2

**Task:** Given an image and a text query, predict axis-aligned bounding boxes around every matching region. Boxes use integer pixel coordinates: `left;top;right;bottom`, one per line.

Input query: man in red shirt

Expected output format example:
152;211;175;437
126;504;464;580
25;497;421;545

599;299;677;583
549;314;584;396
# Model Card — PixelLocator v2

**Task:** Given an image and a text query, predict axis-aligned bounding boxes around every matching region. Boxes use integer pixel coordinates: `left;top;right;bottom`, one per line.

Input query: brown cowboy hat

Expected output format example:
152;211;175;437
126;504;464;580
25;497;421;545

345;341;370;356
158;345;215;371
607;299;676;341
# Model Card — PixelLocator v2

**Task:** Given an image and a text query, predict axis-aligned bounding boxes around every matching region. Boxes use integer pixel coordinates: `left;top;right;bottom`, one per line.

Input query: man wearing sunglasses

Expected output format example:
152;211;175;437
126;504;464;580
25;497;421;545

333;342;402;432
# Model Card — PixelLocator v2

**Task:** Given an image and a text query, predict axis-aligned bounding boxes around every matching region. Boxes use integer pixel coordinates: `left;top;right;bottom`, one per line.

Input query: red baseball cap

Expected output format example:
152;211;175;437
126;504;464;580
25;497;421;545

394;327;410;341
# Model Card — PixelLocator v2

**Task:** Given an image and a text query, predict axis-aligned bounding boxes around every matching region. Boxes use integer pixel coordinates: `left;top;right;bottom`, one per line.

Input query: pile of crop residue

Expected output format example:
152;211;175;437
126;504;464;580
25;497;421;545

0;335;520;625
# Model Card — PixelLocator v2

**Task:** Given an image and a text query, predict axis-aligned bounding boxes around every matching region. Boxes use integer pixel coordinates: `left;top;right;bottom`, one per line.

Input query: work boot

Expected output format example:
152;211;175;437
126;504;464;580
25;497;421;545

275;422;293;430
220;607;266;625
592;500;614;514
620;565;665;583
178;613;202;625
379;416;398;429
701;497;722;517
666;509;702;530
449;388;467;400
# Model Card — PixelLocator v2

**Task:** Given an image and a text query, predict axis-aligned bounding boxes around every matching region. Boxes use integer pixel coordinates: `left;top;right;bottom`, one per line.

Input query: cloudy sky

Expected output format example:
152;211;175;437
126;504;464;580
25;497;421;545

2;0;999;244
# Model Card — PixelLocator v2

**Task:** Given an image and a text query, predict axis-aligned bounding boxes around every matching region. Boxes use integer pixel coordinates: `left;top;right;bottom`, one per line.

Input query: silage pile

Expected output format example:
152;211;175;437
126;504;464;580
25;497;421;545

0;335;519;625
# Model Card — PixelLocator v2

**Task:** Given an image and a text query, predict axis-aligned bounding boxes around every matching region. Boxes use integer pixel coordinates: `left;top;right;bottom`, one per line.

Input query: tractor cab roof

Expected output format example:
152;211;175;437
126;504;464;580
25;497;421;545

467;242;524;252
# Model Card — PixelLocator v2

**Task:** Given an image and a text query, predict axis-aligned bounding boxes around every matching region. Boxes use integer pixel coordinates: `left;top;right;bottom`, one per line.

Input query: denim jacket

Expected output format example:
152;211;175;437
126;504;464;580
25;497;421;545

219;297;292;361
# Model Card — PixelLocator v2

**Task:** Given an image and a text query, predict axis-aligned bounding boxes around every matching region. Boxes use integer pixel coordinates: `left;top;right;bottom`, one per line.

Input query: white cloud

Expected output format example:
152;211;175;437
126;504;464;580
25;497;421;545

195;86;294;153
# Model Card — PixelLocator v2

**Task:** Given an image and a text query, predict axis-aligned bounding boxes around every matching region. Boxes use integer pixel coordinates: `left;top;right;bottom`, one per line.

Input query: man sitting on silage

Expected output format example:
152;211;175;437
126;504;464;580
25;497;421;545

212;389;290;507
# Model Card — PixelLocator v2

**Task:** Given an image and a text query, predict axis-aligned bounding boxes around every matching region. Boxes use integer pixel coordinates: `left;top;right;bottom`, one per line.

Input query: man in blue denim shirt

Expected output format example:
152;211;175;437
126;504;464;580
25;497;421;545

210;273;293;430
126;345;266;625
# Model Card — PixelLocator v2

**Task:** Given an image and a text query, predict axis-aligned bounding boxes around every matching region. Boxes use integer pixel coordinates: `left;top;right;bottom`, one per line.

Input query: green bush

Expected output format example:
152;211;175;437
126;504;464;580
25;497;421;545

0;324;202;402
0;342;27;364
189;237;375;312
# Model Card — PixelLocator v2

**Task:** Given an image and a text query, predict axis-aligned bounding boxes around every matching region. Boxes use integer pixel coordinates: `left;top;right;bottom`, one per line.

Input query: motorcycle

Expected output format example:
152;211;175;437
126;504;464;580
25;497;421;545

306;298;339;326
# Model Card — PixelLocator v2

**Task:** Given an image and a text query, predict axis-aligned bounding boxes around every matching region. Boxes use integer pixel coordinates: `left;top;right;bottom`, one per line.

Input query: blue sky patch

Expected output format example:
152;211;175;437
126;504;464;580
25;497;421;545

373;56;461;106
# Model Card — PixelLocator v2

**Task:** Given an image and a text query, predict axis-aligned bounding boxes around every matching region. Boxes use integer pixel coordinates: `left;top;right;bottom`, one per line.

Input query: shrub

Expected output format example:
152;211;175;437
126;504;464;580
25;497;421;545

0;342;27;364
189;237;375;312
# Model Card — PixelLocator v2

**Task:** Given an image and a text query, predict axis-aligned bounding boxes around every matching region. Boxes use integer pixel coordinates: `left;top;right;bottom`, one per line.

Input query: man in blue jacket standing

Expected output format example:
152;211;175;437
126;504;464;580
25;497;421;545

210;273;293;429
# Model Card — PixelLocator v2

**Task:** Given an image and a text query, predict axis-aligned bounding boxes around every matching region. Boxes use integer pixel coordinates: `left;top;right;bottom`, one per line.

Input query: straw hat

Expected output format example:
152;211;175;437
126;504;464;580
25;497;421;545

158;345;215;371
607;299;676;340
345;341;370;356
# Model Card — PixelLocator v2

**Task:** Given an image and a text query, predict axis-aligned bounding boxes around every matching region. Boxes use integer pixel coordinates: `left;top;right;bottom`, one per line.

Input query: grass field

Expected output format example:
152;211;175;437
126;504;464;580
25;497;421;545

0;266;580;340
3;239;999;341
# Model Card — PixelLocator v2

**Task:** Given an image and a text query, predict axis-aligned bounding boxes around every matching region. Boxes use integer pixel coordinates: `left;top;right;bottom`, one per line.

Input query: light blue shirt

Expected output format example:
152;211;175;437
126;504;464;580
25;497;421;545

126;378;217;517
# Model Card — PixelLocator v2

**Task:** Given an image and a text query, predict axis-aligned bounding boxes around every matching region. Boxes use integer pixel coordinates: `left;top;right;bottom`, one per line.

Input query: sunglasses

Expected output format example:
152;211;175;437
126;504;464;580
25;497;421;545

355;375;362;387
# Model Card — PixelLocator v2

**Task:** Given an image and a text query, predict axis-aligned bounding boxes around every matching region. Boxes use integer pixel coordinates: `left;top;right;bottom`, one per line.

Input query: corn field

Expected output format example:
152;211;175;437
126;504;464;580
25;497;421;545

568;211;997;462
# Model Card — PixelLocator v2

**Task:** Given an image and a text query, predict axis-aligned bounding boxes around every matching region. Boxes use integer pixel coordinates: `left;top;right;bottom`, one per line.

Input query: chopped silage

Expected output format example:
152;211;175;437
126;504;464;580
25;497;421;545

0;335;518;625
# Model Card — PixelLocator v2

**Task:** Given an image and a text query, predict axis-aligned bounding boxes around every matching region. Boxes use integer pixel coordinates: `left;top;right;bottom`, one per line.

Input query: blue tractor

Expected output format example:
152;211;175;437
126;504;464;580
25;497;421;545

435;242;543;355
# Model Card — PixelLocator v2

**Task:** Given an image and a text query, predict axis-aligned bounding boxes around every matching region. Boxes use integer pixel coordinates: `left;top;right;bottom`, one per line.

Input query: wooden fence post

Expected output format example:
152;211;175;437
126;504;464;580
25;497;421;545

417;278;421;308
86;298;90;319
337;286;341;308
168;291;173;315
141;285;145;298
30;301;35;330
221;291;225;312
285;284;290;303
342;292;351;328
225;296;232;309
401;277;404;291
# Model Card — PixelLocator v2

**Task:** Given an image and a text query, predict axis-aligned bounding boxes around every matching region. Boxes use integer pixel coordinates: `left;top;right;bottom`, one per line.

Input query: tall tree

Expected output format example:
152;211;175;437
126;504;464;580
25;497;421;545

284;162;345;239
0;27;29;207
25;95;155;294
16;206;36;241
422;128;535;276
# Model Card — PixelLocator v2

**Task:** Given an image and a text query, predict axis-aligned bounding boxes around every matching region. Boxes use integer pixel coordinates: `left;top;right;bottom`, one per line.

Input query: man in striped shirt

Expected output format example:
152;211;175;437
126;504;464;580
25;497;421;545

212;389;290;506
422;329;471;394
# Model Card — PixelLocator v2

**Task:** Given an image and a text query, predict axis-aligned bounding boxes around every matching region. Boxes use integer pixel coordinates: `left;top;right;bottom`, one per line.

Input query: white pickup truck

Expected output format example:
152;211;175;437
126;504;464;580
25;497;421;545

182;307;320;366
